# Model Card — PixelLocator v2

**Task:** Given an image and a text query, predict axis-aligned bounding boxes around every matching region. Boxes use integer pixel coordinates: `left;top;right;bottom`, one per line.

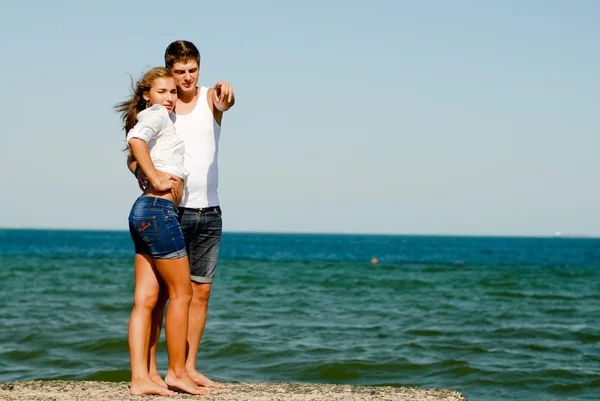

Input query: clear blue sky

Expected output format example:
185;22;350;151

1;0;598;236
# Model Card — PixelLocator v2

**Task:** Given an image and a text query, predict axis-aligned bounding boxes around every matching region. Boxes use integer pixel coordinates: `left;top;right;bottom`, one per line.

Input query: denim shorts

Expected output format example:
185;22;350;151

178;206;222;283
128;196;187;259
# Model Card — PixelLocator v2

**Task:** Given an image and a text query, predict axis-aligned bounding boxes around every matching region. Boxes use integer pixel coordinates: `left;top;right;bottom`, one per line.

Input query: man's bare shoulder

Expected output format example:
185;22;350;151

206;87;215;103
206;87;219;112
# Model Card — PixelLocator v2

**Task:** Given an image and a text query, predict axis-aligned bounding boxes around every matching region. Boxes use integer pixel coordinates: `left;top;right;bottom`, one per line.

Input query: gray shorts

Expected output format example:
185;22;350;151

178;206;222;284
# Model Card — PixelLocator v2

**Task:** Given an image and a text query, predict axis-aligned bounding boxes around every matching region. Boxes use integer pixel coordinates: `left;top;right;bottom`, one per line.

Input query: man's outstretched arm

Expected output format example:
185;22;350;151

209;81;235;126
212;81;235;112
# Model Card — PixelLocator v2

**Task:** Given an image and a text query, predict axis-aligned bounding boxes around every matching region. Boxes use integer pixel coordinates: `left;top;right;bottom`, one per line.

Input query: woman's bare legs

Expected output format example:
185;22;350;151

154;256;208;395
148;286;168;388
128;254;176;396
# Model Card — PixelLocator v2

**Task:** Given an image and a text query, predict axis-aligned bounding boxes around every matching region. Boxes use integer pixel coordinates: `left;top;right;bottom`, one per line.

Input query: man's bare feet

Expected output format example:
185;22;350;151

165;370;210;395
188;369;224;388
149;371;168;388
130;378;177;396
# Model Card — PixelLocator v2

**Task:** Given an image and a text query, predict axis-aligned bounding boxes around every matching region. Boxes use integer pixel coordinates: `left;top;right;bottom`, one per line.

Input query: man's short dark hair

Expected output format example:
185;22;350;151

164;40;201;69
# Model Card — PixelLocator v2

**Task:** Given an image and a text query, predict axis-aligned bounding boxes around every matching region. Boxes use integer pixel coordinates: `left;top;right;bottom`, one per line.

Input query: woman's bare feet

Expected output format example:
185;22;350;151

188;370;224;388
165;370;210;395
130;377;177;396
149;371;168;388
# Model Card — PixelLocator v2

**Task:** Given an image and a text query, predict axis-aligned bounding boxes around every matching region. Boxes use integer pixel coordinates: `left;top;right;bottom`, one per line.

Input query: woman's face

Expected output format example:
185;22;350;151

144;77;177;112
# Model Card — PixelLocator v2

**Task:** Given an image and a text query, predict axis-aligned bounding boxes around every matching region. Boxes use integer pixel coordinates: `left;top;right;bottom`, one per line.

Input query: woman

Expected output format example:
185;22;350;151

115;67;206;396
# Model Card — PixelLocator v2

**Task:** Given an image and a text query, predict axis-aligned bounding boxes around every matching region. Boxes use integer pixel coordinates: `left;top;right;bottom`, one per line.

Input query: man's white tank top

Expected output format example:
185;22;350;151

174;87;221;208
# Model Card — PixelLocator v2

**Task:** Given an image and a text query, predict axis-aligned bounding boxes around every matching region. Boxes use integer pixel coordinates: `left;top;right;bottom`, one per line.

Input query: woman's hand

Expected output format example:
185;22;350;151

150;176;178;193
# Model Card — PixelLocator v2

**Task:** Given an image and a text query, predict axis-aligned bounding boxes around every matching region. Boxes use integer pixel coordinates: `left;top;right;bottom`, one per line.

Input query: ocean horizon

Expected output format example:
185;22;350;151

1;226;595;239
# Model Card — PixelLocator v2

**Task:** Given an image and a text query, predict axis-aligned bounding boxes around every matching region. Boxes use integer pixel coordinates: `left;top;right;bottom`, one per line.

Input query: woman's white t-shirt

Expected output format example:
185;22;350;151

126;104;189;180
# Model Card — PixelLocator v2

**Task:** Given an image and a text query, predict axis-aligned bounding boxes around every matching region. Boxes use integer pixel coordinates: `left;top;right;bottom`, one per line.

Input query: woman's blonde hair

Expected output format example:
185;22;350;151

114;67;174;134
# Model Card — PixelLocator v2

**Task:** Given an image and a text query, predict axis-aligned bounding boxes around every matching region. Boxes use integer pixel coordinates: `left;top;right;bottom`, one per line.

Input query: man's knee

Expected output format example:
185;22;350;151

191;283;212;304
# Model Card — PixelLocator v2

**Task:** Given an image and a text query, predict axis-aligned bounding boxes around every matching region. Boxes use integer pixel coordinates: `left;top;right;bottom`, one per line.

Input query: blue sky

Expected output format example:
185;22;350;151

1;0;599;236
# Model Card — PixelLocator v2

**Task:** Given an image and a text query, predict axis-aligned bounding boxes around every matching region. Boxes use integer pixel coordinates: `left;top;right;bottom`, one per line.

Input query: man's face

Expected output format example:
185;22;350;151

171;60;199;95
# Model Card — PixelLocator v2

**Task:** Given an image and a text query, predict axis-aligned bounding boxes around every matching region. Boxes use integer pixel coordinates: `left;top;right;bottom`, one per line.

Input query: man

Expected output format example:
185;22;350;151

128;40;234;388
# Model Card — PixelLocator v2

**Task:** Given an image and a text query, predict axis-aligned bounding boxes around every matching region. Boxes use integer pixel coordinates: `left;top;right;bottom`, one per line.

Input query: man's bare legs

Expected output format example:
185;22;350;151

128;254;176;396
148;287;168;388
186;282;223;388
153;256;208;396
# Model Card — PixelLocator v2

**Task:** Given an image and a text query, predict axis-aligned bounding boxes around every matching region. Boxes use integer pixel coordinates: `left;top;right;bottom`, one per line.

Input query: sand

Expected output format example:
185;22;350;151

0;381;466;401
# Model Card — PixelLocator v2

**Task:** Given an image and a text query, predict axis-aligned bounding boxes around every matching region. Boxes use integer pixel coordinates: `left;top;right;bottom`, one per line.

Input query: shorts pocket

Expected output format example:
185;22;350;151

132;216;157;243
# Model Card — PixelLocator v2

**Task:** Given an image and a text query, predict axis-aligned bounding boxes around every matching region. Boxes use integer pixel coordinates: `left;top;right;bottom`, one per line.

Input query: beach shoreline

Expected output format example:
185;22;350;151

0;381;466;400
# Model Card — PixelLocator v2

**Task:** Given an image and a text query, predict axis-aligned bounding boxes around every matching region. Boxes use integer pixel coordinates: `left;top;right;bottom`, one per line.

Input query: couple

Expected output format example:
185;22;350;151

115;40;235;396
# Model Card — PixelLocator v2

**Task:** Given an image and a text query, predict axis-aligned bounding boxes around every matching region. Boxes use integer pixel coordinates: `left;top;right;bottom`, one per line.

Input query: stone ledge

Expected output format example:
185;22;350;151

0;381;467;401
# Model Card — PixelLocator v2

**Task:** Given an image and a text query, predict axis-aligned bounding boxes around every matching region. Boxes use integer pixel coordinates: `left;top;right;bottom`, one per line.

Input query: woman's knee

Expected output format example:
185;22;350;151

167;283;193;303
134;290;160;310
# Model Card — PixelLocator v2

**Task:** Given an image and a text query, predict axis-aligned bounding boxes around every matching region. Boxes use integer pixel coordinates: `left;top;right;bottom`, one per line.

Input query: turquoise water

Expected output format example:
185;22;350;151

0;229;598;400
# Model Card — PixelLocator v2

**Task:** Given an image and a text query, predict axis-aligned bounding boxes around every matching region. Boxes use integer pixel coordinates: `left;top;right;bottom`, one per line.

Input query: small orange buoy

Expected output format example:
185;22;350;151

371;258;379;264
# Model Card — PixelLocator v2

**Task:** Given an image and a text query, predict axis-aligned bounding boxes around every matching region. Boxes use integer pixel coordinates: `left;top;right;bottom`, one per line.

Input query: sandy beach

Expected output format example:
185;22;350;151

0;381;466;401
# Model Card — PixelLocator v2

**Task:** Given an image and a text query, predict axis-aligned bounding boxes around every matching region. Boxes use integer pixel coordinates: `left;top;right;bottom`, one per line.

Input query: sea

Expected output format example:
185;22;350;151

0;229;598;401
